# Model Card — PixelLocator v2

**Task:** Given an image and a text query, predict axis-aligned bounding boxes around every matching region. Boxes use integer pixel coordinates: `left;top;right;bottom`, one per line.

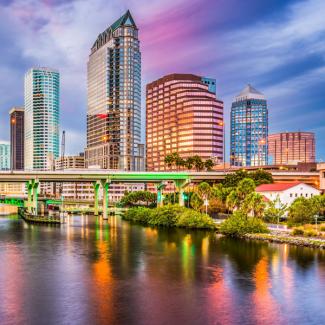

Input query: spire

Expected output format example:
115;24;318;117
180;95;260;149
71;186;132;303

235;84;265;101
110;10;137;31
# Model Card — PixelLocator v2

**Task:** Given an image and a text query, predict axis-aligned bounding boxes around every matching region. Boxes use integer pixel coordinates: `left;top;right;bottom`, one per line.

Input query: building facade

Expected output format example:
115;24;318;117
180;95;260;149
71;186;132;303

55;153;85;170
85;10;143;171
146;74;224;171
231;84;268;166
24;67;60;170
268;132;315;165
10;107;24;170
256;182;320;207
0;143;10;170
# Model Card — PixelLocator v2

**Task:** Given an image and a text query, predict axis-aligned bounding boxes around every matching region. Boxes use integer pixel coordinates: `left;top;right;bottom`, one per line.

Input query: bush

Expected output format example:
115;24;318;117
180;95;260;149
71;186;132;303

123;206;152;224
304;230;318;237
220;211;269;237
320;224;325;232
292;227;304;236
122;205;216;229
176;209;216;229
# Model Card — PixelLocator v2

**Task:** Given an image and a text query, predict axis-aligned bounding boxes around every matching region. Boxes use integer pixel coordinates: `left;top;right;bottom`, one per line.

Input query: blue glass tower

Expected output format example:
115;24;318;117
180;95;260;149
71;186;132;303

24;68;60;170
230;84;268;166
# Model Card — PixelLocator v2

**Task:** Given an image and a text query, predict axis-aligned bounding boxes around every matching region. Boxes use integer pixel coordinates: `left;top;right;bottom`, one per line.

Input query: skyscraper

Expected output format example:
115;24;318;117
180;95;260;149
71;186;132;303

9;107;24;170
146;74;224;171
85;10;143;170
230;84;268;166
24;67;60;170
0;143;10;170
268;131;315;165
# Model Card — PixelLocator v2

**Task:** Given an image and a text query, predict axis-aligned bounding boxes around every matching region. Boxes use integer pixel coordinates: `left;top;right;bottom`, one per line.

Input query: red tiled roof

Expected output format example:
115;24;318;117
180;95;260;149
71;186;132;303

256;182;302;192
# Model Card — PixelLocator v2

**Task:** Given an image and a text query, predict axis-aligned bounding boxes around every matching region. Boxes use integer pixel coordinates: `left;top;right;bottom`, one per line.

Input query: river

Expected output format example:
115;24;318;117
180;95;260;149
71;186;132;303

0;214;325;325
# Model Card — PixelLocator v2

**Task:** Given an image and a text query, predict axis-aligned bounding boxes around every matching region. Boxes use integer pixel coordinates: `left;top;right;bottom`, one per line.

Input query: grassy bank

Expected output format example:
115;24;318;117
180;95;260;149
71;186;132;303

122;205;216;230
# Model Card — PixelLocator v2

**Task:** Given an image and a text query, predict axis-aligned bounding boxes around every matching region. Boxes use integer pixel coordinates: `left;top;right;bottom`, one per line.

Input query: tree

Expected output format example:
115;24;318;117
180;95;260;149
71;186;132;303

250;169;273;186
242;192;266;218
236;178;256;203
288;197;318;225
197;182;212;200
175;155;185;171
223;170;248;188
164;154;174;169
190;192;204;211
192;155;204;171
263;197;288;223
185;157;195;170
226;190;240;212
204;159;214;171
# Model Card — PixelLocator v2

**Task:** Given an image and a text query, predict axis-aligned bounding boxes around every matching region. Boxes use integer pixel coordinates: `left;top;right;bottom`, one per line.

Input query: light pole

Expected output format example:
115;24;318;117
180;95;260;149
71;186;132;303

218;121;225;172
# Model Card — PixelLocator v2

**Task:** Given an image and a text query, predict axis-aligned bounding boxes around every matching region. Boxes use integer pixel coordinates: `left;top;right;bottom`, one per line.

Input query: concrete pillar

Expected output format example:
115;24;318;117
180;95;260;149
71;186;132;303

174;179;190;207
27;181;33;213
101;180;110;220
32;180;39;215
156;183;165;207
93;181;100;216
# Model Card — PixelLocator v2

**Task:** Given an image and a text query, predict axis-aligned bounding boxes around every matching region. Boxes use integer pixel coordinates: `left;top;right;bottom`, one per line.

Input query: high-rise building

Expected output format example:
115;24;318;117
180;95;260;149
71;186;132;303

146;74;224;171
85;10;143;171
9;107;24;170
0;143;10;170
230;84;268;166
24;67;60;170
268;132;315;165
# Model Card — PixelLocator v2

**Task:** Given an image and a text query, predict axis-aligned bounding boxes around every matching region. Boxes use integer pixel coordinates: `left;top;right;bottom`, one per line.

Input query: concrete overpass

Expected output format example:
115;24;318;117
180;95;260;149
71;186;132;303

0;170;319;219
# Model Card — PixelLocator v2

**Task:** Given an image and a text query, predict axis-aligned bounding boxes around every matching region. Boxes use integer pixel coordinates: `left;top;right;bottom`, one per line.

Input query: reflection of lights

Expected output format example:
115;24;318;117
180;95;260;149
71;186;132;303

201;236;209;265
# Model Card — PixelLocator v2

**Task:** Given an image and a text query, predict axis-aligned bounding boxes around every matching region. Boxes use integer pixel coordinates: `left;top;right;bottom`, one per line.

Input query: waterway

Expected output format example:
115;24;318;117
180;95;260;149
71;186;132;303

0;214;325;325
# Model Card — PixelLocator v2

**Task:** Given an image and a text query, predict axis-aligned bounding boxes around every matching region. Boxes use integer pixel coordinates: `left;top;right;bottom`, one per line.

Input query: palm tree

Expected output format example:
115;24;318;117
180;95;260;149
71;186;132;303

192;155;204;171
242;192;266;218
197;182;211;200
164;154;174;169
204;159;214;171
185;157;195;170
226;190;239;212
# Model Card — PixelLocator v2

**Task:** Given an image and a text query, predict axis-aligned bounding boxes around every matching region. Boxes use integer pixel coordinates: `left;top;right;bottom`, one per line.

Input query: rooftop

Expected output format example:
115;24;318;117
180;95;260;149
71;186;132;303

256;182;302;192
235;84;265;101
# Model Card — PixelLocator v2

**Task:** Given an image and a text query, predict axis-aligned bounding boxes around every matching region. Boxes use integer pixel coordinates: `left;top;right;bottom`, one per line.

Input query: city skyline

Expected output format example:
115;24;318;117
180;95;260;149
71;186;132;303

0;0;324;160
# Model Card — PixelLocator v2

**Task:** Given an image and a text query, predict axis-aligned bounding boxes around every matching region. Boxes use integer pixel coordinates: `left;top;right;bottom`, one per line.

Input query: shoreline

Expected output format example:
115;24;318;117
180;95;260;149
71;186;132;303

242;232;325;249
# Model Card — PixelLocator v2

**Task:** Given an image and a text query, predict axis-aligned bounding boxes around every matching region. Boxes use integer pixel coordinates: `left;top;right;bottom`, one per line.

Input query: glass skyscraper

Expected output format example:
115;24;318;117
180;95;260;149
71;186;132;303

0;143;10;170
85;10;143;170
230;84;268;166
24;67;60;170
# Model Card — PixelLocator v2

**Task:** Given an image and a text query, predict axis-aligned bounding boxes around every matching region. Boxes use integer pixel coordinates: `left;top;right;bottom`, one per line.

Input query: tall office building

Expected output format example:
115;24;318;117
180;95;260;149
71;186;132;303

0;143;10;170
24;67;60;170
9;107;24;170
146;74;224;171
268;132;315;165
85;10;143;170
230;84;268;166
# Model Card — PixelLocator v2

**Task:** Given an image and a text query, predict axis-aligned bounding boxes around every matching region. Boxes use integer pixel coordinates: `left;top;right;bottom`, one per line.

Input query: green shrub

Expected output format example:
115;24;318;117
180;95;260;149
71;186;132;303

292;227;304;236
147;205;185;227
304;230;318;237
176;209;215;229
320;224;325;232
220;211;269;237
123;207;152;224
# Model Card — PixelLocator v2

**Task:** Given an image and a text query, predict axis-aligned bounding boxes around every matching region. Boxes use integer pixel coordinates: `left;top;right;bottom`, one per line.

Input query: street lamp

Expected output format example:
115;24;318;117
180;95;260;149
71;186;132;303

218;121;226;172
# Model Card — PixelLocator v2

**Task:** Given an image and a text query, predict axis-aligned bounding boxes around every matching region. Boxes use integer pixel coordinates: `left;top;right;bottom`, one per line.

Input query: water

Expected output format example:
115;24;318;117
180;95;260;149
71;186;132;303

0;214;325;325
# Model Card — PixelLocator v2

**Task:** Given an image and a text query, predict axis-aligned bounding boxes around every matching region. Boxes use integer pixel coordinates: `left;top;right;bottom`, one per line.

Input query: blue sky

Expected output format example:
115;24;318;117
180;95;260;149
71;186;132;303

0;0;324;160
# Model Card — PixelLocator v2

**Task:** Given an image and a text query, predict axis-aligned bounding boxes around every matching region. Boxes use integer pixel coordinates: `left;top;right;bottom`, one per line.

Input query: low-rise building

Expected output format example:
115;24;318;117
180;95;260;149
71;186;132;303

256;182;320;206
317;163;325;193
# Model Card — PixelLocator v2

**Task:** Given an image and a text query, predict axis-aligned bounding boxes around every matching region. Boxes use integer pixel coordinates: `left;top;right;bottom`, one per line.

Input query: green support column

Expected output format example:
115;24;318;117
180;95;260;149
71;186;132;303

174;179;190;207
27;181;33;213
93;181;100;216
101;180;111;220
32;180;39;215
156;183;165;207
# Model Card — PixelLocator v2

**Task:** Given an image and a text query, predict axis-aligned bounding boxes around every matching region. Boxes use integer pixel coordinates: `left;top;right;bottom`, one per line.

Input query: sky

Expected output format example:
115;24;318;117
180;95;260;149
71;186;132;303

0;0;324;159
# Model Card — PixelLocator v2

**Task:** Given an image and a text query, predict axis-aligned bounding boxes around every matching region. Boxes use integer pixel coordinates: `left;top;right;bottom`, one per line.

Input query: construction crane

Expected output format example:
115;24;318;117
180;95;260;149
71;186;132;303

61;130;65;171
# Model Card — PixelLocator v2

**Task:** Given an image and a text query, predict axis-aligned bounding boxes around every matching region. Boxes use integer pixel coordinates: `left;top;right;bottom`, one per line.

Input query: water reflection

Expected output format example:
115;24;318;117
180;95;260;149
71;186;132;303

0;215;325;325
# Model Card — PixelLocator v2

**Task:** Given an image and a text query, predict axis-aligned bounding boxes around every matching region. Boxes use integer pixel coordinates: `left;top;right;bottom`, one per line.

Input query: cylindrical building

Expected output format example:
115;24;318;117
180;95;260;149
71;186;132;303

146;74;224;171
